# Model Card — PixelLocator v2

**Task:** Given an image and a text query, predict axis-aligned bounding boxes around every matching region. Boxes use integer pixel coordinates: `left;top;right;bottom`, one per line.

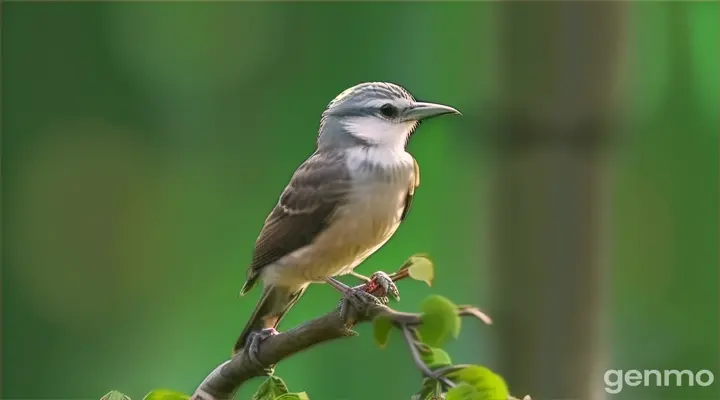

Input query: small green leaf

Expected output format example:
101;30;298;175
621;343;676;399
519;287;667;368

448;366;509;400
143;389;189;400
372;315;393;348
418;295;461;347
252;376;290;400
399;253;426;269
421;347;453;368
446;383;479;400
101;391;131;400
276;393;310;400
405;254;435;286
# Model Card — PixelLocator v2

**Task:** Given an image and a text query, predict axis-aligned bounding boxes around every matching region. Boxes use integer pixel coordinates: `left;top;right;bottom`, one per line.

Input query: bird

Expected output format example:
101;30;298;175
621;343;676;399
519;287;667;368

233;82;460;361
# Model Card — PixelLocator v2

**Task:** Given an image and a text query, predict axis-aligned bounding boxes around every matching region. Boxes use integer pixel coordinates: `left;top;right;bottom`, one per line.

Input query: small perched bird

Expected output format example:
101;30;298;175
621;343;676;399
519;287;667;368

234;82;460;358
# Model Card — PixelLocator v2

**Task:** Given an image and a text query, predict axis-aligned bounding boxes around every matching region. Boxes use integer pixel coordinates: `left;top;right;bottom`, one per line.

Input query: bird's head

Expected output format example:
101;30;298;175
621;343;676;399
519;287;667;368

317;82;460;151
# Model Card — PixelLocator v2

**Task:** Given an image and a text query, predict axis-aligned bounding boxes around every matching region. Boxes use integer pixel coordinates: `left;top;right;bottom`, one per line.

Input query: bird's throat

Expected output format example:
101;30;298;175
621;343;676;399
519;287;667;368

346;146;414;173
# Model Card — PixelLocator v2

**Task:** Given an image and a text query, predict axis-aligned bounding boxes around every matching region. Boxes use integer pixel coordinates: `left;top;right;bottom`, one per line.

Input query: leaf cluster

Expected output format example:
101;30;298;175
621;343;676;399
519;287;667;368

376;295;509;400
250;376;309;400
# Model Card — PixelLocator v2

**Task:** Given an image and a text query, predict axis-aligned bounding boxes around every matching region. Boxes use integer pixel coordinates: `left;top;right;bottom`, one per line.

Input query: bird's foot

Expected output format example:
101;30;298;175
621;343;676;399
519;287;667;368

339;287;385;327
365;271;400;302
245;328;279;375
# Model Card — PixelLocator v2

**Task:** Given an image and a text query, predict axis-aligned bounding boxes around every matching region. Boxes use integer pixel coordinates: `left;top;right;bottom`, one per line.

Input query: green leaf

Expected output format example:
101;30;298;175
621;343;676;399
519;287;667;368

142;389;189;400
276;393;310;400
372;315;393;349
446;383;479;400
101;391;132;400
448;366;509;400
405;254;435;287
252;376;290;400
421;347;453;368
418;295;461;347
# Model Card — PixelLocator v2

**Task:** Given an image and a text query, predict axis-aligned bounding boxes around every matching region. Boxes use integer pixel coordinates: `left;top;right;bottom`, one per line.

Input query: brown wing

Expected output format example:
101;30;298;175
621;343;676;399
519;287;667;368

400;156;421;221
240;151;351;293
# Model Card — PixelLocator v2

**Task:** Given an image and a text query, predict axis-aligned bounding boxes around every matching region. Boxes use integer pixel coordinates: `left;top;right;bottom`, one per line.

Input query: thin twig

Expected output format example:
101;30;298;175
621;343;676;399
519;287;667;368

351;268;412;291
433;364;474;377
458;305;493;325
401;325;456;389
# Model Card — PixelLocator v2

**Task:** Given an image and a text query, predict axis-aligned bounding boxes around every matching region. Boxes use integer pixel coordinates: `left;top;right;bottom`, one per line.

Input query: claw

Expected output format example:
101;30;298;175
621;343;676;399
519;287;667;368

244;328;279;375
368;271;400;302
339;288;384;327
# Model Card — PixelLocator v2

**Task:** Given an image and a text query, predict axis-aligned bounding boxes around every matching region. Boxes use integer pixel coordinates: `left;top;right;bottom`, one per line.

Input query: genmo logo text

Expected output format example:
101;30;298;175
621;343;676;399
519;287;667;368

604;369;715;394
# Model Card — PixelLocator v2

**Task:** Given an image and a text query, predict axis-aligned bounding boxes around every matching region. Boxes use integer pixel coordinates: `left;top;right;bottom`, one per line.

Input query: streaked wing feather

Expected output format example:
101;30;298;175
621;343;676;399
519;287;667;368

400;156;420;221
248;151;351;277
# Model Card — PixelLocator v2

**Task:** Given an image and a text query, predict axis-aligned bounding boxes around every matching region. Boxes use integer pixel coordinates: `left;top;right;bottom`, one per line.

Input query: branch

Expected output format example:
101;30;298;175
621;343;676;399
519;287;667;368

191;274;490;400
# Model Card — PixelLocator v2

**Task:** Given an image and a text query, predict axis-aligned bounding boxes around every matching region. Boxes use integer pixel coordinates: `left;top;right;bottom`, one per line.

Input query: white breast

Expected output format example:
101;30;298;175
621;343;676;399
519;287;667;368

329;149;414;273
262;149;415;288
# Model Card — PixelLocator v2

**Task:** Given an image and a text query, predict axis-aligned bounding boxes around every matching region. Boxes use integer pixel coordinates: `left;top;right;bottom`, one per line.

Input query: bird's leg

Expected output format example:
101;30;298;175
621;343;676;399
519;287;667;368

244;327;279;375
324;277;385;326
348;271;372;283
324;275;355;294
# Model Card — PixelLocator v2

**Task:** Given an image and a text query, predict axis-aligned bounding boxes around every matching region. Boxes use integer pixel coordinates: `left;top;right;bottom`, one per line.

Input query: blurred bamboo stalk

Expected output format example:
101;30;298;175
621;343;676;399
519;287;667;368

490;3;626;399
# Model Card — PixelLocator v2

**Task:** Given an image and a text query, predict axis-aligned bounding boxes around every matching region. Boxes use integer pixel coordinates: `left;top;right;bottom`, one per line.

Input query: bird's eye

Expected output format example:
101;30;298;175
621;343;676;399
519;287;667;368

379;103;398;118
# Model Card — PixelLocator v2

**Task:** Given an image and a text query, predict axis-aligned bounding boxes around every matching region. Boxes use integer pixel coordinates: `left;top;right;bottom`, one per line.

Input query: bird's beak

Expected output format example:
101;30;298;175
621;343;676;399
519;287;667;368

404;102;462;121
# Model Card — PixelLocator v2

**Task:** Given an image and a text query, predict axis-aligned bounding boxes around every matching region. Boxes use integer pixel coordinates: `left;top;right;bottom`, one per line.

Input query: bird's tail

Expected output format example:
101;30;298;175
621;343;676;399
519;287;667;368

233;284;307;355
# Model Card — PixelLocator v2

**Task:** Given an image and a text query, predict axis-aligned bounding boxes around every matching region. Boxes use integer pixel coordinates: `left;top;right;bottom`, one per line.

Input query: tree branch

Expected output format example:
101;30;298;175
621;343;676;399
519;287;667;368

190;259;493;400
191;299;490;400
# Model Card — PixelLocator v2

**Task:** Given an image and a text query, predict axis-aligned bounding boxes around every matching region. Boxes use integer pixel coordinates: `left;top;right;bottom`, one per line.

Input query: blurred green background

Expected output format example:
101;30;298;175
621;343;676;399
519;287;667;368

1;2;718;400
